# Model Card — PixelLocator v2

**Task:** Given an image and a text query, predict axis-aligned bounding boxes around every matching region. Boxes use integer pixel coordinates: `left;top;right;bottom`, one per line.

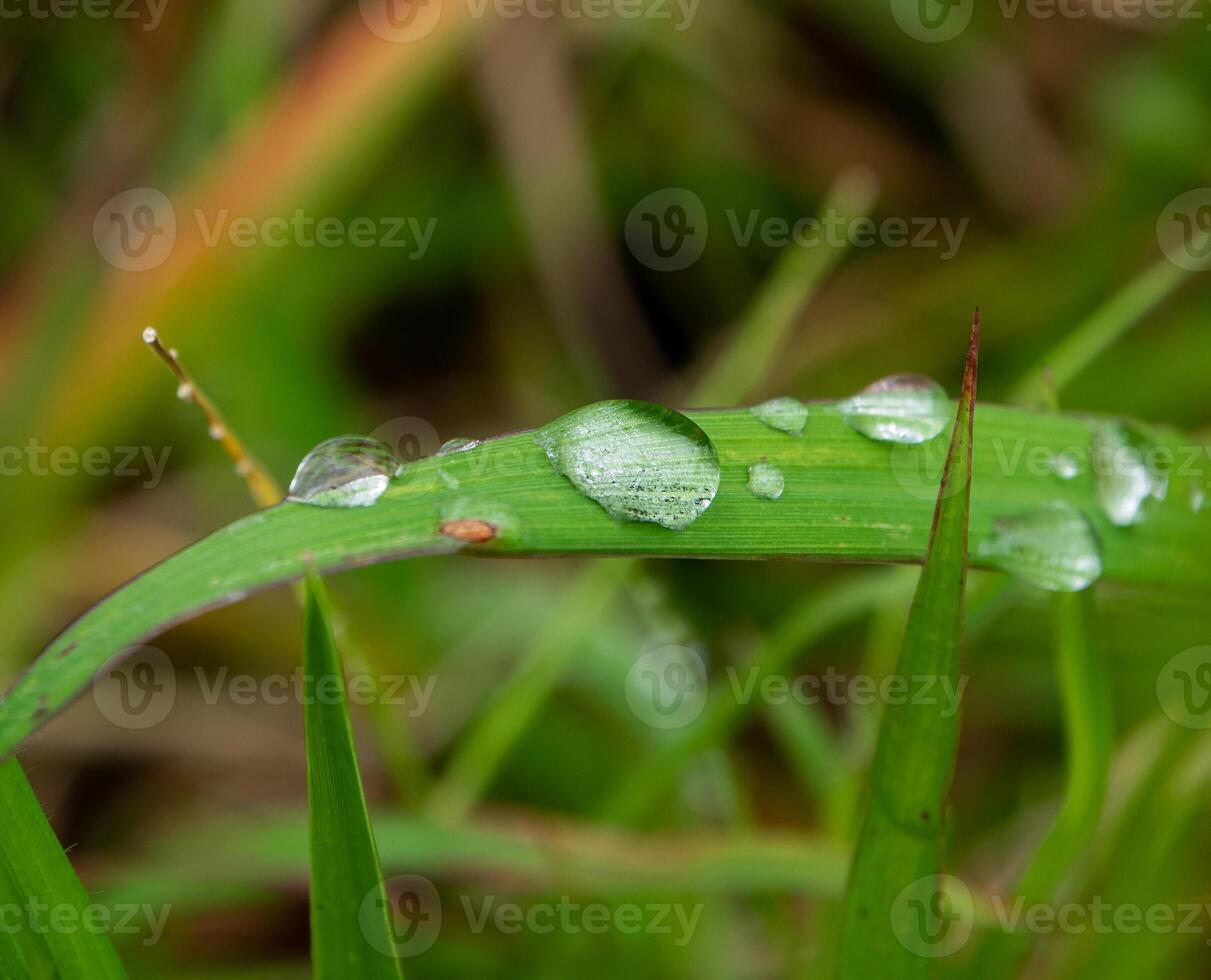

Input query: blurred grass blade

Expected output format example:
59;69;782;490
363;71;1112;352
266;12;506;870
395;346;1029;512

1011;256;1191;405
967;589;1111;978
2;398;1209;761
835;317;979;979
303;572;404;980
0;758;129;979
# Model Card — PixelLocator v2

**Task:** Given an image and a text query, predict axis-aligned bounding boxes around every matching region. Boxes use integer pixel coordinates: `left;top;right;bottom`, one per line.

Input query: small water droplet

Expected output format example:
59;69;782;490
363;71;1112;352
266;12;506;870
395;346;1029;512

176;382;193;402
841;373;949;444
750;397;808;436
288;436;398;508
208;423;226;441
1191;483;1206;514
439;438;481;455
534;400;720;530
977;501;1103;592
1091;422;1168;526
438;468;460;490
748;462;785;500
142;326;158;345
1049;450;1081;480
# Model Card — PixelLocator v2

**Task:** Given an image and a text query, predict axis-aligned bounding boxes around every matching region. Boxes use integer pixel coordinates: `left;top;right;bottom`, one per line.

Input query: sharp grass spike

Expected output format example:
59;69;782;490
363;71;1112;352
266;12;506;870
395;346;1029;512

836;311;979;980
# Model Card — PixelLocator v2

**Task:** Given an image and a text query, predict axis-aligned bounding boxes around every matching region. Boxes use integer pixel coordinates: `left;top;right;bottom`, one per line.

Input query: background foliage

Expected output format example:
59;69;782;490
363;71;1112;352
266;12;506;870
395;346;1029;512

1;1;1209;977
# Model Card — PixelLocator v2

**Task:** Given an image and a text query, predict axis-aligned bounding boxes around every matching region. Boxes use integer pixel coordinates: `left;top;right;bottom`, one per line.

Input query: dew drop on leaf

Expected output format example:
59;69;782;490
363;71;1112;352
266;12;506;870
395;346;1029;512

534;400;721;530
439;438;481;455
1091;422;1168;526
748;462;785;500
977;500;1103;592
1049;450;1081;480
841;373;949;444
288;436;398;509
750;397;808;436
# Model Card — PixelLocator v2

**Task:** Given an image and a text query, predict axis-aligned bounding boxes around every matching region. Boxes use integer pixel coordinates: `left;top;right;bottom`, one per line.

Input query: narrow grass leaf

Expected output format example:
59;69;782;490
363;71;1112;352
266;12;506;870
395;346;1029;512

835;318;979;979
965;589;1111;978
302;572;404;980
0;757;129;979
2;400;1208;761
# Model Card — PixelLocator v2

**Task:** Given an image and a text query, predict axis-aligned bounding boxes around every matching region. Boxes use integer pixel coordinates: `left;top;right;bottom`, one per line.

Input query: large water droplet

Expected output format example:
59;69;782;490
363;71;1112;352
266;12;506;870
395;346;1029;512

534;400;721;530
977;501;1103;592
1091;422;1168;526
748;462;785;500
288;436;397;508
841;373;949;444
750;397;808;436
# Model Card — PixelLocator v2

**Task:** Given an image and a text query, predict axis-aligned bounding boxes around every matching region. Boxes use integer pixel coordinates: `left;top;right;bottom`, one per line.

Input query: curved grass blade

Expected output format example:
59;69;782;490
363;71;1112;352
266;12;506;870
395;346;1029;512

302;573;405;980
0;758;129;979
2;400;1209;761
834;317;979;979
965;589;1111;978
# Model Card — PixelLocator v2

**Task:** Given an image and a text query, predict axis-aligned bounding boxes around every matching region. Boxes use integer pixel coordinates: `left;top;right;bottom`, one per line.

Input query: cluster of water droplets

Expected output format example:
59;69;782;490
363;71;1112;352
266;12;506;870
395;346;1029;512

534;400;721;530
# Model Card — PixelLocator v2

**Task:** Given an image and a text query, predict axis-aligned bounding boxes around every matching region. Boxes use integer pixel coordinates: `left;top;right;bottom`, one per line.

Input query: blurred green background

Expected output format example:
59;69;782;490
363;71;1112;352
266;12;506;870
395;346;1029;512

1;0;1210;977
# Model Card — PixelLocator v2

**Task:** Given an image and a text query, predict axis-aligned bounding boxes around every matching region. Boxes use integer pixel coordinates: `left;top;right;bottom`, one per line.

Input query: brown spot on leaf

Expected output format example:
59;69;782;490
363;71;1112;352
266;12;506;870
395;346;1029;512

440;519;497;544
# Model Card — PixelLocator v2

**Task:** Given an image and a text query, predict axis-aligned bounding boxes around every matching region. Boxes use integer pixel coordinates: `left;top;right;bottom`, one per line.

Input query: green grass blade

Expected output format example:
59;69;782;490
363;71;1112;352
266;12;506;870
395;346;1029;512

2;399;1209;761
690;167;878;406
302;573;404;980
601;570;903;822
1010;256;1191;406
0;757;129;979
966;590;1111;978
834;319;979;979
